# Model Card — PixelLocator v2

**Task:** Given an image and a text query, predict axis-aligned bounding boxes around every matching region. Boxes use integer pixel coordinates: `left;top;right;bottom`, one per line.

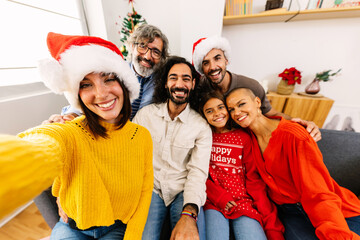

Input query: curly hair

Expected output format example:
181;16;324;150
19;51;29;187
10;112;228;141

152;56;200;110
127;24;169;65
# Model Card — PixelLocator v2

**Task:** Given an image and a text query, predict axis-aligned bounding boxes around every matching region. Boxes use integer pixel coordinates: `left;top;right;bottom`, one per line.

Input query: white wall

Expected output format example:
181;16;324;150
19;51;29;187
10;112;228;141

222;17;360;130
0;92;68;135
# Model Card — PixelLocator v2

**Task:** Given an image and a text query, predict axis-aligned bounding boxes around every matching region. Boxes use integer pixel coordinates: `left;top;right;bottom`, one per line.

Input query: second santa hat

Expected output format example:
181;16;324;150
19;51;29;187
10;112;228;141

192;36;231;74
38;32;140;110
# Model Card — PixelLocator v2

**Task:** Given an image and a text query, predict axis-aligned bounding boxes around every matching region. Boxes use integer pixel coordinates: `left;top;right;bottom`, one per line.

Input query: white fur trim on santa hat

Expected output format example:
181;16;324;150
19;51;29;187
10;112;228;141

38;58;67;94
38;44;139;110
192;36;231;74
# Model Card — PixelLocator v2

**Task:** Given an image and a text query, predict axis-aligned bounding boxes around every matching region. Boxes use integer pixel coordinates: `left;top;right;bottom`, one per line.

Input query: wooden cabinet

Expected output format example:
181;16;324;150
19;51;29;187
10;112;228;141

266;92;334;128
223;6;360;25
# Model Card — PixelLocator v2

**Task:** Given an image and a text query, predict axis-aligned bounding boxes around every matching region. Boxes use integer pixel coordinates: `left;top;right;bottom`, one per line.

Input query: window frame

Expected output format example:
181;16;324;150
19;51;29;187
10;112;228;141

0;0;89;100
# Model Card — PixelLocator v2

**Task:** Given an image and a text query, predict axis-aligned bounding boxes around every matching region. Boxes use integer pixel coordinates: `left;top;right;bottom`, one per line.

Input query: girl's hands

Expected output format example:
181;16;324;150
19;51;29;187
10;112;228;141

224;200;237;212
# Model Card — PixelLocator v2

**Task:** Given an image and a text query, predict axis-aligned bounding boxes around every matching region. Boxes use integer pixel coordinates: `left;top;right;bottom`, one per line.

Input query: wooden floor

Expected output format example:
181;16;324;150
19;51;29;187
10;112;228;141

0;203;51;240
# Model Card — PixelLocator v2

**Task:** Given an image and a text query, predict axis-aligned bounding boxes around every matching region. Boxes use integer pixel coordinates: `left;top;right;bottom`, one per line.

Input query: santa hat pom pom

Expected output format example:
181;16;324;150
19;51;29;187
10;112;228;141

38;58;68;94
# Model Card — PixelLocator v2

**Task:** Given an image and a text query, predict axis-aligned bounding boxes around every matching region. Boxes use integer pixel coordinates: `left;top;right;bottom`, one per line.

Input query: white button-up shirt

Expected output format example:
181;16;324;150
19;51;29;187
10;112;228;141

133;102;212;209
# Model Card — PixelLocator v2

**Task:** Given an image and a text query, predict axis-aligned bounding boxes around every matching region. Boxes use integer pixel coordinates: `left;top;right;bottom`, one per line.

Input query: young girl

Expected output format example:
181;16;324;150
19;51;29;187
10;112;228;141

0;32;153;240
226;87;360;240
198;91;284;240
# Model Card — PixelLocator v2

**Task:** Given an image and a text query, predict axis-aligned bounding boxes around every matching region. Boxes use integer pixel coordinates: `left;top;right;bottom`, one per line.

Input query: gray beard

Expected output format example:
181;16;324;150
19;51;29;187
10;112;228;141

132;54;158;78
132;60;154;77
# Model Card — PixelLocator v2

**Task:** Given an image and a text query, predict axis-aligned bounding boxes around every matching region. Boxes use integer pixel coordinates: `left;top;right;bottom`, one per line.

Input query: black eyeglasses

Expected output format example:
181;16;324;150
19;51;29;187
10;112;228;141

135;43;162;59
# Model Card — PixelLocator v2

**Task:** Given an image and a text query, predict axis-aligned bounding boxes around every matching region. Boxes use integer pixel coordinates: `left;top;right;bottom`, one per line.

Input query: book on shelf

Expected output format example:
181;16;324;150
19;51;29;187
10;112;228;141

307;0;319;9
334;0;360;7
288;0;310;11
321;0;335;8
307;0;360;10
224;0;253;16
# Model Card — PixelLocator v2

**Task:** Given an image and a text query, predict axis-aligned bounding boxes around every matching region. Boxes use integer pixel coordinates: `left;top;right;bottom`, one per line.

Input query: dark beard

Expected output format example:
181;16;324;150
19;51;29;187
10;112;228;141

167;87;192;105
208;68;225;85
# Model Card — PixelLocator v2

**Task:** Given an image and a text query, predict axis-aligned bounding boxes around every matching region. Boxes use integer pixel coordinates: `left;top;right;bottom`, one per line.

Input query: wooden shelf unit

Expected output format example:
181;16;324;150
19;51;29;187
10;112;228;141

223;6;360;25
266;92;334;128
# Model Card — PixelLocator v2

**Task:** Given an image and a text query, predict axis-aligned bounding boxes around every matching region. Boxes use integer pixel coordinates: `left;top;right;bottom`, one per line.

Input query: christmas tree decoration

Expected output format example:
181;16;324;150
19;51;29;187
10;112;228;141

117;0;146;59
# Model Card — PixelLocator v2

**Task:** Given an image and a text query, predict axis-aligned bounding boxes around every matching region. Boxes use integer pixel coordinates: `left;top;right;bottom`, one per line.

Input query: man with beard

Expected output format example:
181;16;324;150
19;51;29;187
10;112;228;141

44;24;169;123
192;36;321;142
127;24;169;119
133;56;212;240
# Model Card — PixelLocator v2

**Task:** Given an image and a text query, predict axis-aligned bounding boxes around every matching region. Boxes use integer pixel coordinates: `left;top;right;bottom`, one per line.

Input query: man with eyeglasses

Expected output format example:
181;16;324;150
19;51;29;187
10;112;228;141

127;24;169;119
43;24;169;123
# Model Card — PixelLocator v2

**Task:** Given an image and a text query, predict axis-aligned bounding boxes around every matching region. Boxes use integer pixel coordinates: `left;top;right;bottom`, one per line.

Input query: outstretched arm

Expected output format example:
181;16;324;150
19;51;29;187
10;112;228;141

0;134;62;219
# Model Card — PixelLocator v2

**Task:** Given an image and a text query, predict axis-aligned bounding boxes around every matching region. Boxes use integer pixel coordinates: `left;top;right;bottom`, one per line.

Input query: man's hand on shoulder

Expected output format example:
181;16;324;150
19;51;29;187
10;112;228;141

170;205;199;240
292;118;321;142
42;113;78;125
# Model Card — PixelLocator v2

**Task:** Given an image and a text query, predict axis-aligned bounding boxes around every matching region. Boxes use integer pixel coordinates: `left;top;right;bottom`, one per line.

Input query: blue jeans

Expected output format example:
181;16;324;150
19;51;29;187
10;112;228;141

142;191;206;240
277;203;360;240
50;218;126;240
204;209;267;240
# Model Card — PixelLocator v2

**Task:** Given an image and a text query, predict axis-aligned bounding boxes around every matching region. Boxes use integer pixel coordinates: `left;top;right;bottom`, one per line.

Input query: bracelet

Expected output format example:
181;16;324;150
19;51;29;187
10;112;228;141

181;210;198;222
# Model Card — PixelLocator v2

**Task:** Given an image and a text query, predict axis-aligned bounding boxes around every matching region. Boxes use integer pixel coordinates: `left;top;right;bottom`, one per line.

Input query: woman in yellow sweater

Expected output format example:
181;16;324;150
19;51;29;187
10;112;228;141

0;32;153;240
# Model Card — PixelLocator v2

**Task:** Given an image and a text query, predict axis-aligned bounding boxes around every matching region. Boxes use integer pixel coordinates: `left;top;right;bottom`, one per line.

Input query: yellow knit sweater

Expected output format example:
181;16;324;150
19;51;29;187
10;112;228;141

0;115;153;240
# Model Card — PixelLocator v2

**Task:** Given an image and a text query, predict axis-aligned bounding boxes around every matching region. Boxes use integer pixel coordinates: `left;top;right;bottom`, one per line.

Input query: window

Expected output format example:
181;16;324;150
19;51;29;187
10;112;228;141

0;0;88;86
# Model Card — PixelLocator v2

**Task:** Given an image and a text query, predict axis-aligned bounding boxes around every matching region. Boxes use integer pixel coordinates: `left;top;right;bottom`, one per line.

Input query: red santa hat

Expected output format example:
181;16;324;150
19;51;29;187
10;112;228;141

192;36;231;74
38;32;139;110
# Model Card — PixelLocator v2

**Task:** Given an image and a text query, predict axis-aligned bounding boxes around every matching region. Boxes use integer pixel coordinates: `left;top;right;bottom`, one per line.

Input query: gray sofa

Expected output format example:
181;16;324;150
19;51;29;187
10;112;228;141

317;129;360;196
35;129;360;232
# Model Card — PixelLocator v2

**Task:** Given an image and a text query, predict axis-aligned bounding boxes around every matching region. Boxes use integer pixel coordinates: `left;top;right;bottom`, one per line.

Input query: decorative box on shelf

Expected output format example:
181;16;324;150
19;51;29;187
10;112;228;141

266;91;334;128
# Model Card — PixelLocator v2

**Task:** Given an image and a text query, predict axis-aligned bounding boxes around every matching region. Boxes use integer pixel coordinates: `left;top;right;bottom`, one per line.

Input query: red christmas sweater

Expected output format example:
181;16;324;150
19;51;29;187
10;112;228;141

204;129;284;240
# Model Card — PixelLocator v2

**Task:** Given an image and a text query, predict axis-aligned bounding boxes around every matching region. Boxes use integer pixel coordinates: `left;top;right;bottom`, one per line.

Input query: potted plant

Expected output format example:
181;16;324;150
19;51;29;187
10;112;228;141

305;69;341;94
277;67;302;95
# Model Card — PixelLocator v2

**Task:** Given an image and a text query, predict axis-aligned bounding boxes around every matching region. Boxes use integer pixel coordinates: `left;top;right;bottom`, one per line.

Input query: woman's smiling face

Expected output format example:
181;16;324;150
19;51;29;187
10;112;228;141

226;88;261;128
79;72;124;124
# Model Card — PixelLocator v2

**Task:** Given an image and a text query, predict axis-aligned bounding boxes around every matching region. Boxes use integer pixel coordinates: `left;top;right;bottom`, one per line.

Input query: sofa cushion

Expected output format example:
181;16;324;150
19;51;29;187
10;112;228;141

317;129;360;196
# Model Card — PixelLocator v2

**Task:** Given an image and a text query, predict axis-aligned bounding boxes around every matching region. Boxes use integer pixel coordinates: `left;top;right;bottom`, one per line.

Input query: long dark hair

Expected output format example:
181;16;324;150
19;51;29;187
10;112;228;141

152;56;200;110
198;90;233;131
79;77;131;139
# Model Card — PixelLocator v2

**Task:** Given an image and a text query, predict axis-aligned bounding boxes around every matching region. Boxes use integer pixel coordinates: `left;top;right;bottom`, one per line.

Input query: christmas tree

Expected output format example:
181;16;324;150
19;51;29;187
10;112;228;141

118;0;146;59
